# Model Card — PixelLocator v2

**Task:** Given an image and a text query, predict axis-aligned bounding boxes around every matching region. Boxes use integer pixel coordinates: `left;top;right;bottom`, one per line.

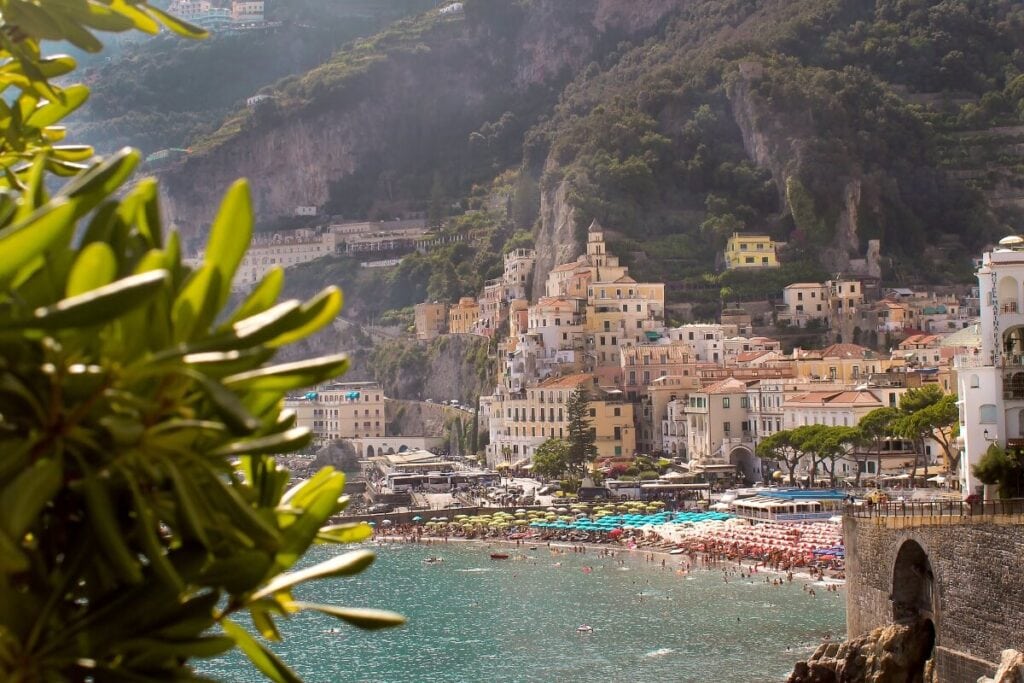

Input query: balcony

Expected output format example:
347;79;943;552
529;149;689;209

1003;302;1019;314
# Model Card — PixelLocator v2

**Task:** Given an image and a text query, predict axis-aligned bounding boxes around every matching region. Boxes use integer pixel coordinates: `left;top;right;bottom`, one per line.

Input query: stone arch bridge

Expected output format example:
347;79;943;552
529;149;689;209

845;501;1024;681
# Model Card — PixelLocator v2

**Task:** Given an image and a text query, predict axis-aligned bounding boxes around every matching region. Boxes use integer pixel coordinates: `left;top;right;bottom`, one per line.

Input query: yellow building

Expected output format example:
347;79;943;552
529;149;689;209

790;343;892;383
724;232;779;269
284;381;386;447
448;297;481;334
414;301;448;341
485;373;636;465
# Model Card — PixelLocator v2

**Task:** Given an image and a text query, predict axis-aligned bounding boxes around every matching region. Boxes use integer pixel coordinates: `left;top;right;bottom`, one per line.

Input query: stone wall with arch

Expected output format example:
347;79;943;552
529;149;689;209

845;516;1024;681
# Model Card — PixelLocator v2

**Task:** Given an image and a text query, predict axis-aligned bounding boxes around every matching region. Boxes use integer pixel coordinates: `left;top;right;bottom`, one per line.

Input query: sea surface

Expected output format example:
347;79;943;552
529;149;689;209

198;540;846;683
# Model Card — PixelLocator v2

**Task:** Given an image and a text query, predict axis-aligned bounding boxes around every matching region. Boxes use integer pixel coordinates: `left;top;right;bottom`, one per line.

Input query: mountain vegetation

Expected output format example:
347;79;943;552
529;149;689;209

72;0;434;154
158;0;1024;317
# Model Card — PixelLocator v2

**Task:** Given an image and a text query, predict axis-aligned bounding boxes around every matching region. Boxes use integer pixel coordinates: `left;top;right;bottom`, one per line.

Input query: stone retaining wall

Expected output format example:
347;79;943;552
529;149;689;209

845;515;1024;682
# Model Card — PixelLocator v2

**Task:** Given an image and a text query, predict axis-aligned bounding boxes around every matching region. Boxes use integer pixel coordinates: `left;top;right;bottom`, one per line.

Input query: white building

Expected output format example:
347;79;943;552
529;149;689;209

284;382;386;447
668;323;738;364
957;235;1024;497
193;228;337;291
781;282;829;328
231;0;264;22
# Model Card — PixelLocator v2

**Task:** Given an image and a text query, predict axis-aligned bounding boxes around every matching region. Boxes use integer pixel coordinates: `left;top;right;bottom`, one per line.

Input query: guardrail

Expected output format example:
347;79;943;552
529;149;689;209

847;498;1024;519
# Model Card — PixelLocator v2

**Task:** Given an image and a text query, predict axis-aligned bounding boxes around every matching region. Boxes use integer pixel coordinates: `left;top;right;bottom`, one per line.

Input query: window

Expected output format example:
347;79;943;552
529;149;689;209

723;421;731;434
614;446;622;456
614;427;621;439
970;375;980;388
745;257;754;264
980;404;998;424
589;408;597;417
740;396;748;408
722;397;730;408
613;407;621;417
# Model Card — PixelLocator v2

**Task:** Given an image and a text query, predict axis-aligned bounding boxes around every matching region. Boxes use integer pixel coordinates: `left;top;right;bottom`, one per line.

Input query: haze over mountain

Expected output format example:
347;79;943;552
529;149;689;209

94;0;1024;314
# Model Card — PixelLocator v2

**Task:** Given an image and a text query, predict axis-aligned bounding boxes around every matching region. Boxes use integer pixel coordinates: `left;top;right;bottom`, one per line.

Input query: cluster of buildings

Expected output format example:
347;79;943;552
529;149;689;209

166;0;265;29
405;221;997;495
187;218;454;291
285;381;386;448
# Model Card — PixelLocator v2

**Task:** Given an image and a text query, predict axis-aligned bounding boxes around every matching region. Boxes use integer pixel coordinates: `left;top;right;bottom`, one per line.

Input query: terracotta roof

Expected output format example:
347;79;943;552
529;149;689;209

537;373;592;389
821;343;873;359
736;350;772;363
551;262;579;273
701;377;751;394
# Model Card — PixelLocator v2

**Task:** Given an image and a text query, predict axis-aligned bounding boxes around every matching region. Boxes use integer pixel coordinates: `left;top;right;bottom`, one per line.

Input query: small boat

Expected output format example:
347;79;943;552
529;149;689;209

669;548;685;555
490;553;510;560
576;624;594;633
423;557;443;564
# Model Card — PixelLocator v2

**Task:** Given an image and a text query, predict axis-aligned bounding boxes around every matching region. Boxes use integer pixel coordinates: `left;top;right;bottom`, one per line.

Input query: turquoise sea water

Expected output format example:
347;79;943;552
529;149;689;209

199;541;845;683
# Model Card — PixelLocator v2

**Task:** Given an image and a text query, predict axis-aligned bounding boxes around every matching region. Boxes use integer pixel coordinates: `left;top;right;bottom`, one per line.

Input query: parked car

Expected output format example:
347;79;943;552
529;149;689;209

368;503;393;514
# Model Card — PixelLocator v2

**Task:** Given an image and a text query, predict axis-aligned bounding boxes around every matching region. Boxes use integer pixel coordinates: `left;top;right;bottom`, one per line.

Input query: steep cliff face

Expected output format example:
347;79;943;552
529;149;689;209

160;0;683;245
532;178;578;296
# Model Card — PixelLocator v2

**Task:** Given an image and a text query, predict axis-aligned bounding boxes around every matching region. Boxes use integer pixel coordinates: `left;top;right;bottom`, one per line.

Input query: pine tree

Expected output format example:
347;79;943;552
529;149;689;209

566;386;598;478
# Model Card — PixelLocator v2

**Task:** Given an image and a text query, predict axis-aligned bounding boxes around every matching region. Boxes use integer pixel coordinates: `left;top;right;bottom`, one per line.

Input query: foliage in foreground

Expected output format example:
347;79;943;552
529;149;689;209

0;2;401;682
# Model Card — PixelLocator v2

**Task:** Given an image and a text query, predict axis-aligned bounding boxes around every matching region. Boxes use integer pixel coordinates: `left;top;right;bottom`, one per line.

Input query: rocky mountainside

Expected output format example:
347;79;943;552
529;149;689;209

159;0;1024;294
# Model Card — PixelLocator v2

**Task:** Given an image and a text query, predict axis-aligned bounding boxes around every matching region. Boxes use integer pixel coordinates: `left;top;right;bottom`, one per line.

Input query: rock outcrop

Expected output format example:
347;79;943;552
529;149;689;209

531;178;578;298
979;650;1024;683
160;0;680;247
786;619;936;683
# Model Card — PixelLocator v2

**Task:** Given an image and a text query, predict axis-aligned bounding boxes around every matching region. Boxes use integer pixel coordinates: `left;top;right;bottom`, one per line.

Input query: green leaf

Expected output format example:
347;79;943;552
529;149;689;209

182;348;275;378
25;83;89;128
0;458;62;539
223;355;350;393
0;529;29;573
119;635;235;660
204;179;252;310
144;3;209;38
29;269;168;329
172;264;221;343
228;267;284;324
189;370;260;434
250;550;376;601
57;147;140;220
222;620;302;683
265;286;343;348
210;428;311;458
80;467;143;584
0;198;75;286
315;523;372;545
291;602;406;630
66;241;117;297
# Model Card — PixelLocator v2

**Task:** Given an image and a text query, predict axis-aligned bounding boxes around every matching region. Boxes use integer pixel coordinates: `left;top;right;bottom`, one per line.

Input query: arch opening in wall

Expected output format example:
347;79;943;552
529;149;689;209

398;445;408;453
366;445;375;458
892;539;935;623
892;540;938;678
728;446;758;484
999;276;1019;314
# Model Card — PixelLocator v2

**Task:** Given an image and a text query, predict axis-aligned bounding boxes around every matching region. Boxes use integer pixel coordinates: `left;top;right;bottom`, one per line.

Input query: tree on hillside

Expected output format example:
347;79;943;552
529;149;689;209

809;426;863;488
894;386;953;480
895;388;960;484
791;424;829;487
0;6;401;682
973;444;1024;499
566;386;598;479
532;438;571;480
858;406;901;483
757;430;803;485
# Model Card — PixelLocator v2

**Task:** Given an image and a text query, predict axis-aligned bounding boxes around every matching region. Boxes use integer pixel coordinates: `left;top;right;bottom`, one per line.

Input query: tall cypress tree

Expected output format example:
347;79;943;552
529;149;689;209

566;386;598;478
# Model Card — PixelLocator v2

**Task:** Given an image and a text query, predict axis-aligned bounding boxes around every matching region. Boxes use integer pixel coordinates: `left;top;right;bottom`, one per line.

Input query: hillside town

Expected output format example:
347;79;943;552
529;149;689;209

410;222;997;498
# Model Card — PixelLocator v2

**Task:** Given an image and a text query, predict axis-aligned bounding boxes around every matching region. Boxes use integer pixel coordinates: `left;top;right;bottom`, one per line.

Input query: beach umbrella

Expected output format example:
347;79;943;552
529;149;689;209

380;519;393;526
368;521;376;526
412;516;423;522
